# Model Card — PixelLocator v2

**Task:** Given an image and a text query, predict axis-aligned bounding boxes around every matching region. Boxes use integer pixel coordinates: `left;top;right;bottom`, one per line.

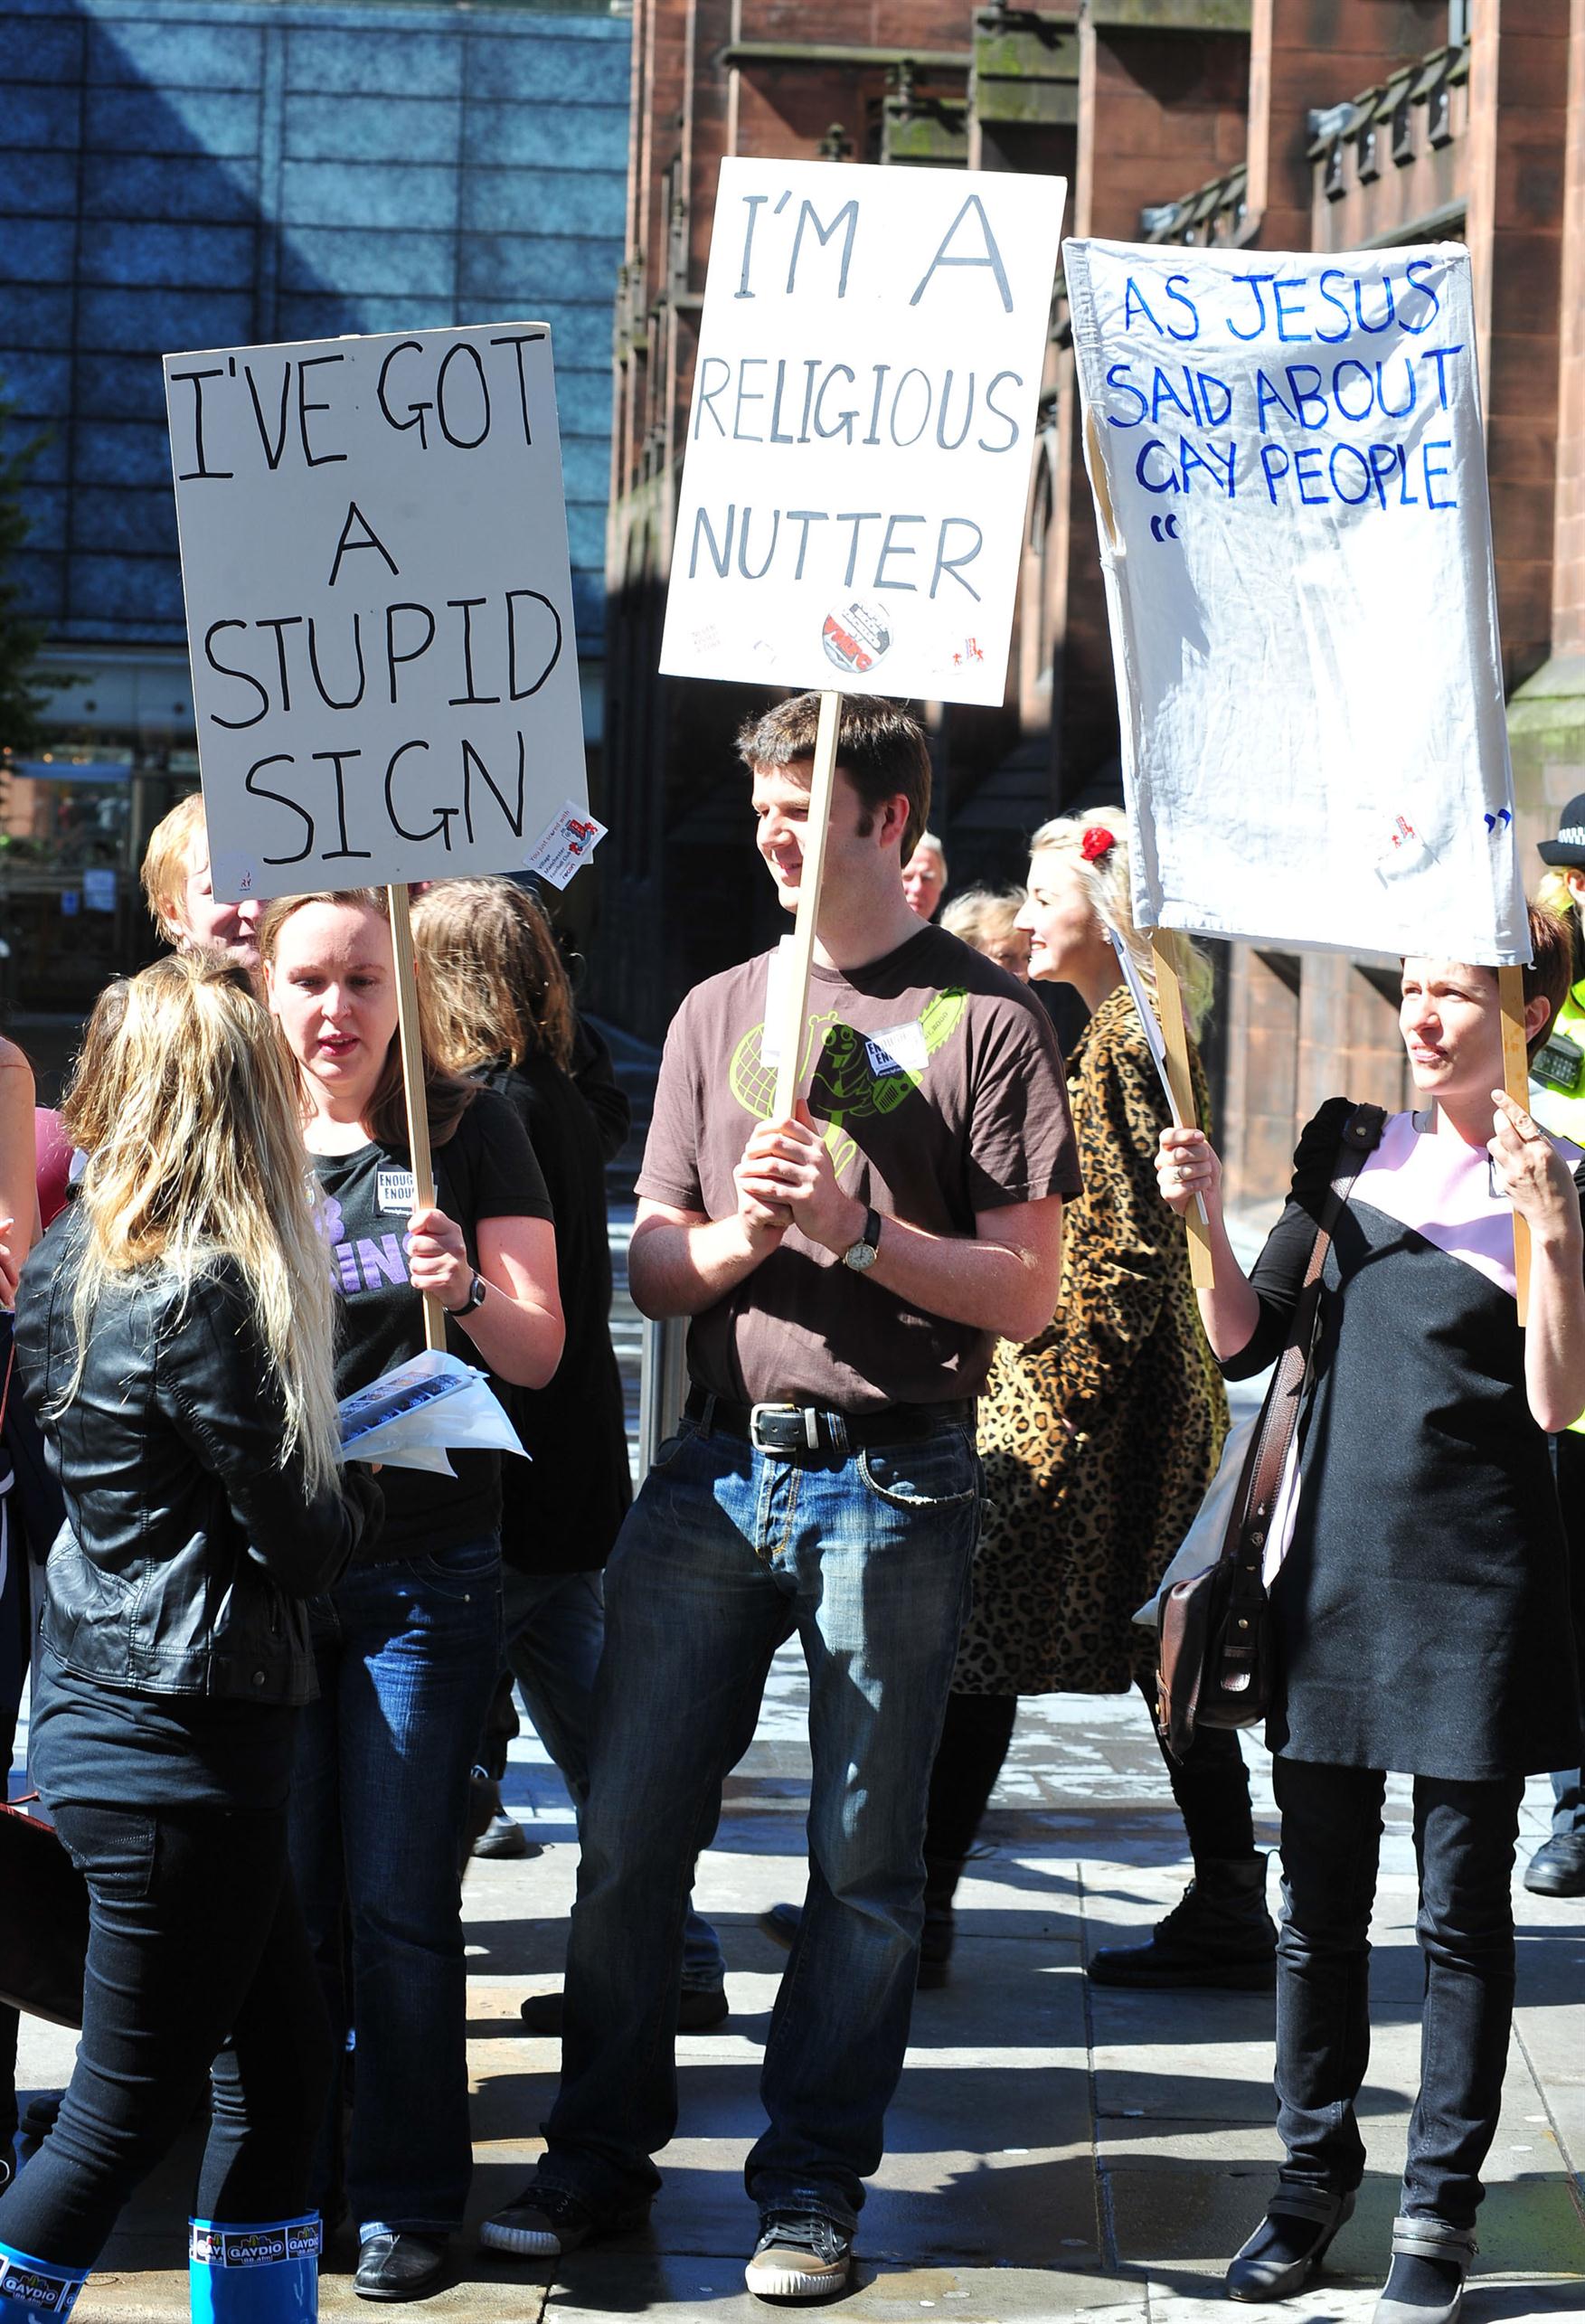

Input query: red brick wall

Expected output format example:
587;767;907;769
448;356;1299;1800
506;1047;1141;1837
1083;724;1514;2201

1466;0;1570;693
1551;0;1585;654
1248;0;1447;250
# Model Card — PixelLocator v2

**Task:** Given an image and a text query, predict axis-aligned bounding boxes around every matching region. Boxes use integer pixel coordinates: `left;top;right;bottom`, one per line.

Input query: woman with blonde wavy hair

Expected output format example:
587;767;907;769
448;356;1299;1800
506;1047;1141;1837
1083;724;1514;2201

0;953;381;2324
938;811;1252;1989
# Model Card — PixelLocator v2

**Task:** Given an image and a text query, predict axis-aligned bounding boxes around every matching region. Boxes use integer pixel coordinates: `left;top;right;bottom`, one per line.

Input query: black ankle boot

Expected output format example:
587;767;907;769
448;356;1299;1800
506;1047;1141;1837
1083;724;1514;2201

1089;1855;1277;1990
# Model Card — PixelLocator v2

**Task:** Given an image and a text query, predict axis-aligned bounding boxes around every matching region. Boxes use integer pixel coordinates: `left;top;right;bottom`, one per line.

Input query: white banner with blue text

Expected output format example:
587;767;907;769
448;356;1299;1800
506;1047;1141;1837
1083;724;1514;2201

1065;240;1527;966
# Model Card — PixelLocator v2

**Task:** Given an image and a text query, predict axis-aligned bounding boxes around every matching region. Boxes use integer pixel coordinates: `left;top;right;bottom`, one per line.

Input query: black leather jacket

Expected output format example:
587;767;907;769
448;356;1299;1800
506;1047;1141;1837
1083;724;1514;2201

14;1209;380;1705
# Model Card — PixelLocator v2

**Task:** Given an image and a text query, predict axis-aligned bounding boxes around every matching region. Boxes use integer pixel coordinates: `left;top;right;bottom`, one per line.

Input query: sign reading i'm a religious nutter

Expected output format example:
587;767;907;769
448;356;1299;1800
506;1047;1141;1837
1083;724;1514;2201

163;322;590;902
660;158;1066;708
1064;240;1528;968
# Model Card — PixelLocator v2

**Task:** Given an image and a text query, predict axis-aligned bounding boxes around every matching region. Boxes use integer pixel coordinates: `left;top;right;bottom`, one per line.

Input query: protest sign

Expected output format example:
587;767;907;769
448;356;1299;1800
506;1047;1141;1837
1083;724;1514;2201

1064;240;1526;968
163;321;587;902
661;158;1066;708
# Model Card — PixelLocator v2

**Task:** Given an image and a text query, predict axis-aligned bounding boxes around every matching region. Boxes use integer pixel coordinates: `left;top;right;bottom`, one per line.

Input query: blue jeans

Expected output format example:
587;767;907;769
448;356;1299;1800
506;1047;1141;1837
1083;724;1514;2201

1271;1756;1524;2230
540;1412;981;2229
500;1565;725;1990
288;1538;502;2235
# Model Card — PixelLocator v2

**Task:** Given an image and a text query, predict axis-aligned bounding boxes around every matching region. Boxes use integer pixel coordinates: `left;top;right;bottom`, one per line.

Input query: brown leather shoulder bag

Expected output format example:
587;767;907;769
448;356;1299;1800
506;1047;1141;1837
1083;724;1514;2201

1156;1101;1386;1760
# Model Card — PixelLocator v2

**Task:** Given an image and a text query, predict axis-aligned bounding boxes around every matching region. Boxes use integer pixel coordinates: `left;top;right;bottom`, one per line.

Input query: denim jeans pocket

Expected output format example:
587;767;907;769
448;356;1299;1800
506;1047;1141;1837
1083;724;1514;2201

647;1422;697;1474
857;1431;980;1511
407;1536;503;1601
52;1801;157;1901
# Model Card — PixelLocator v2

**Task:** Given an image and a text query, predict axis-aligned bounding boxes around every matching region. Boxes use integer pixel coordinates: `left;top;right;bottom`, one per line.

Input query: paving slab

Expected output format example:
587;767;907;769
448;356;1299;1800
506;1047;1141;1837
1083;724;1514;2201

13;1660;1584;2319
541;2254;1147;2323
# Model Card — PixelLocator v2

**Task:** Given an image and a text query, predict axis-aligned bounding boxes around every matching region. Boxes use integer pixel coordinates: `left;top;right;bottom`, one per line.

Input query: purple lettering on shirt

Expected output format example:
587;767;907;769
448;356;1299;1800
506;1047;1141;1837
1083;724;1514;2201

358;1234;409;1291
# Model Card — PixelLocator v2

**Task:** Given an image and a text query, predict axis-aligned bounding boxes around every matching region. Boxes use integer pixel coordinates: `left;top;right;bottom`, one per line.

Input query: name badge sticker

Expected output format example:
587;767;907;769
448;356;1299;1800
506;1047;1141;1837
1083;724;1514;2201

863;1019;928;1079
377;1167;417;1215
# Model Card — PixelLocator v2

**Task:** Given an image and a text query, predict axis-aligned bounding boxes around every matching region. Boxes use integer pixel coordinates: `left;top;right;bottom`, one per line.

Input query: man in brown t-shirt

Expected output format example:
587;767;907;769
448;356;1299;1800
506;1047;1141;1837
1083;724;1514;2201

484;695;1078;2300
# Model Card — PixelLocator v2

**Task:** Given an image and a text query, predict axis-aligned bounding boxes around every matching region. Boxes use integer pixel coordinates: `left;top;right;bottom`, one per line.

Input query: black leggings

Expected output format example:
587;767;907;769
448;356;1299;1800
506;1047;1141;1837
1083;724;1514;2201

923;1678;1257;1873
0;1796;332;2268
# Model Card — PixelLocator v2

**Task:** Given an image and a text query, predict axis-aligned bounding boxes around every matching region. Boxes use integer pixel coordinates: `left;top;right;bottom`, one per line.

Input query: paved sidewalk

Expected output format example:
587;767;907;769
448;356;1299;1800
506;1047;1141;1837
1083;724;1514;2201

16;1665;1585;2321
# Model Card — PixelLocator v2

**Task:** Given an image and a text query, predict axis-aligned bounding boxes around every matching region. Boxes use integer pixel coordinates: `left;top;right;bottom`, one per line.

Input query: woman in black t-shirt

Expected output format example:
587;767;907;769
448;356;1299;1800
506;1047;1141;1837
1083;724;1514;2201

259;888;561;2303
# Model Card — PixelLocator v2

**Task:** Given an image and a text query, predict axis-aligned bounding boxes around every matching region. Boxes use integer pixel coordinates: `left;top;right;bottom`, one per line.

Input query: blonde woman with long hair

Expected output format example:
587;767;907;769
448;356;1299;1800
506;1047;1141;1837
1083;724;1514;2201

259;886;561;2303
941;813;1247;1986
0;954;380;2324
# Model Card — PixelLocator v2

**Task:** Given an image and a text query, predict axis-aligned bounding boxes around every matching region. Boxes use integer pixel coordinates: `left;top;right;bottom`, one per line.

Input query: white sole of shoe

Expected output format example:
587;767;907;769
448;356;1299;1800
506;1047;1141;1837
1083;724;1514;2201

744;2257;850;2299
478;2218;564;2257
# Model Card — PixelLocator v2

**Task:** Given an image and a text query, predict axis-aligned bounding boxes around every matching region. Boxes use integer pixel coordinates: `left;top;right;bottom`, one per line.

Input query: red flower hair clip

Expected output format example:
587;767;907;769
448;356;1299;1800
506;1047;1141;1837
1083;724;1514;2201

1080;826;1118;864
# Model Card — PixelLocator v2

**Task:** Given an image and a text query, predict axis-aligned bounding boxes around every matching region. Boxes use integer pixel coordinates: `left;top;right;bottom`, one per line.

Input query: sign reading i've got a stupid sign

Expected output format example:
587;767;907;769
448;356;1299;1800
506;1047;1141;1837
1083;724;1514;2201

163;323;588;902
660;160;1066;706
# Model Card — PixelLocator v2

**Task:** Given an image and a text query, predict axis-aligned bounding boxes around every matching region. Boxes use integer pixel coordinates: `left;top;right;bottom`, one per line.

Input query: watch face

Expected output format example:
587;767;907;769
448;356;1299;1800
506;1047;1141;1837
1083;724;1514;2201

844;1240;877;1272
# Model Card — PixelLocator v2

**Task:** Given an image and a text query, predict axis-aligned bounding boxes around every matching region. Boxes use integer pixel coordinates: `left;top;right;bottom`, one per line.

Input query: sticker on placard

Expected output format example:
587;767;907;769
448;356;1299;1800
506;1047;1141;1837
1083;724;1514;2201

1373;814;1439;885
523;801;609;890
822;602;892;675
211;851;262;902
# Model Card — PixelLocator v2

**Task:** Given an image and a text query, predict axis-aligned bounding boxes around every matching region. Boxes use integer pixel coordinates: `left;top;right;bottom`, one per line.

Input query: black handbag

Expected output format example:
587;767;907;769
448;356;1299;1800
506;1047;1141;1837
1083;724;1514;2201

0;1334;90;2028
1156;1102;1386;1759
0;1790;88;2027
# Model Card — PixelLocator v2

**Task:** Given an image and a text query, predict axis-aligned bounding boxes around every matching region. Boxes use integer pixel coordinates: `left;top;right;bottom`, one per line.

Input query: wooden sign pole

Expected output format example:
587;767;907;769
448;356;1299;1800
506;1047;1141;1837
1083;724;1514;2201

770;689;844;1119
387;882;446;1354
1497;963;1532;1326
1150;932;1215;1291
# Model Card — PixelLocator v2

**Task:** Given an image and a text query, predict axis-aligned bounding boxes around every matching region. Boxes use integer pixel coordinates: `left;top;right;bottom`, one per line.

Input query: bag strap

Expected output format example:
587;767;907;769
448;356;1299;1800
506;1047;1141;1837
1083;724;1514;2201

1219;1101;1387;1610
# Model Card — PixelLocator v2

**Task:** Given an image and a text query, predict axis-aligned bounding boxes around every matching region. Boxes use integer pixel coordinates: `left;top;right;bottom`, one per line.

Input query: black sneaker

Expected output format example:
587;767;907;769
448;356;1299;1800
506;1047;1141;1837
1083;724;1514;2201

479;2180;649;2258
744;2210;854;2300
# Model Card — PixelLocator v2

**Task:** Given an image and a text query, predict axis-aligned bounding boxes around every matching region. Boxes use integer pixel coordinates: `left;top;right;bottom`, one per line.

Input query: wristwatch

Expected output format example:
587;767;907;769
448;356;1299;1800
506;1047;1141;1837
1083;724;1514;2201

841;1207;883;1273
451;1271;487;1318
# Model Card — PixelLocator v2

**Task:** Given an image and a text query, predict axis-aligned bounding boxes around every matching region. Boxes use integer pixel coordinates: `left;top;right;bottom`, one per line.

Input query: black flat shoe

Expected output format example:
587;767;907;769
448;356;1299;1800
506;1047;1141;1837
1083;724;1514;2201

354;2231;449;2301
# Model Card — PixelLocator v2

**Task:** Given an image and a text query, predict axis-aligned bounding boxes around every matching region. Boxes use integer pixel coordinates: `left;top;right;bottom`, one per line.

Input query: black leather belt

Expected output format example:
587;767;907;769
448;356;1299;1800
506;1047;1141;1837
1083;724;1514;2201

684;1388;974;1459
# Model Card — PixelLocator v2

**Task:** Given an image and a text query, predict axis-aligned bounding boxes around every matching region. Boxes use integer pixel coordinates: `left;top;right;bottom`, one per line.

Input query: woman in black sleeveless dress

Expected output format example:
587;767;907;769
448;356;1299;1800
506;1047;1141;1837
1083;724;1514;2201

1157;910;1584;2324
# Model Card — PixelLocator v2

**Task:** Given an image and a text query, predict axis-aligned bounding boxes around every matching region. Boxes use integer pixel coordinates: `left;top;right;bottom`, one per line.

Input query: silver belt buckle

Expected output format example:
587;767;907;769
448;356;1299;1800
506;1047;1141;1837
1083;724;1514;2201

749;1403;822;1456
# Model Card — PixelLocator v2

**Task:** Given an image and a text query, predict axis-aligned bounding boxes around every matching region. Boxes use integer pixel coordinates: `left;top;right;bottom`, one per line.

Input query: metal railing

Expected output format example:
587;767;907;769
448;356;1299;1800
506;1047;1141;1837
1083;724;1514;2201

636;1314;689;1477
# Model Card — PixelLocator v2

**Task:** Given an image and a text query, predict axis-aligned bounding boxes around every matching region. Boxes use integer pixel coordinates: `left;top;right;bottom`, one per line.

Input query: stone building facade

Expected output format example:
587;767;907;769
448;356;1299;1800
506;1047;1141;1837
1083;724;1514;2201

0;0;627;1007
597;0;1585;1213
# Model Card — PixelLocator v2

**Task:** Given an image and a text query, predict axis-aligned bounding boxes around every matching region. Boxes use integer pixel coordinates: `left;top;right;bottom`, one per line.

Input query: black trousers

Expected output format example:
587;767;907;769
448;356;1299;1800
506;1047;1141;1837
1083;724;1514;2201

922;1677;1257;1871
0;1794;332;2268
1271;1755;1524;2230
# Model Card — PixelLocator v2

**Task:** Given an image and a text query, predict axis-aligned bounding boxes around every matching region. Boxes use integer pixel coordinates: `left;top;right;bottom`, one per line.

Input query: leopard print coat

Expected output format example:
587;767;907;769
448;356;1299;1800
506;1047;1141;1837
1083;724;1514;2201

953;985;1229;1696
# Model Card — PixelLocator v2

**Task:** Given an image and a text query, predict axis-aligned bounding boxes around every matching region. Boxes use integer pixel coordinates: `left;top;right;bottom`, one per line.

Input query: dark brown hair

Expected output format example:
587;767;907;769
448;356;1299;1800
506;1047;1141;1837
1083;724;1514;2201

257;888;476;1148
1522;901;1573;1056
736;694;932;857
410;877;576;1075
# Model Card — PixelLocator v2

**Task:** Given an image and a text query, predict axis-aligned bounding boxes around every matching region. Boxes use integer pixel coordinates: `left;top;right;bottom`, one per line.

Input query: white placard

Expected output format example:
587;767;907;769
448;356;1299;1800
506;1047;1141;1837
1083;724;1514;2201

1065;241;1528;966
163;323;588;902
660;159;1066;707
